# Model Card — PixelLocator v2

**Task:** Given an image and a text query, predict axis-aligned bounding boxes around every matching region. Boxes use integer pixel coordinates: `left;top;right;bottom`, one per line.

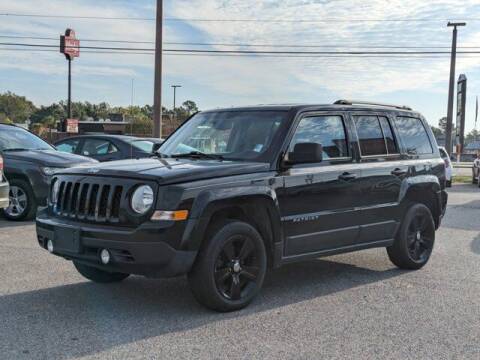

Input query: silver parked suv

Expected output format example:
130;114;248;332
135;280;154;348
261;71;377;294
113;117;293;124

0;154;9;210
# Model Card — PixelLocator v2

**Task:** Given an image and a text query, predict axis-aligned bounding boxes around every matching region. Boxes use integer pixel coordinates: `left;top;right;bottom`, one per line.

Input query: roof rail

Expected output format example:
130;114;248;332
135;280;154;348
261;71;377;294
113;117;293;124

334;99;412;111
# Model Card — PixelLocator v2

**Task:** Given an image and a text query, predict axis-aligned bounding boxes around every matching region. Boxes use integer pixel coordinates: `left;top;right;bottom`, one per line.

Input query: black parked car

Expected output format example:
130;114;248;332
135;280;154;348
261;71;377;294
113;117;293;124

54;135;163;162
0;154;8;210
37;101;447;311
0;124;96;221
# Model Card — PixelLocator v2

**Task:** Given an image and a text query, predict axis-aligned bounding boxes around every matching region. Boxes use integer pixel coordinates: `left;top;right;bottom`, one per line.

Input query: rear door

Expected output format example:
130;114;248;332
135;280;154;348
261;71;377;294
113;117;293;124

350;112;406;243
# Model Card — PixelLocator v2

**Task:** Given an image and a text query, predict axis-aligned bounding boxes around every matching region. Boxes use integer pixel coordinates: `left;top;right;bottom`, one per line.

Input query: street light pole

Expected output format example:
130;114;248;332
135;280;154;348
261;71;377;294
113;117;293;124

153;0;163;138
171;85;182;114
445;22;466;156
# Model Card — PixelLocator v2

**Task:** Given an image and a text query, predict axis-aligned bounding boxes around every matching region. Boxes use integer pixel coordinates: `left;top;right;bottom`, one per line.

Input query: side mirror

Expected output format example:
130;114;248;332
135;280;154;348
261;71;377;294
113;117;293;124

288;142;323;164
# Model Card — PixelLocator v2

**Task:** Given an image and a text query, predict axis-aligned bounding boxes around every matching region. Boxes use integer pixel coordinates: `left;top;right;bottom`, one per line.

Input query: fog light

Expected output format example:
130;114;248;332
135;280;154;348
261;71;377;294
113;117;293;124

47;240;54;253
100;249;110;264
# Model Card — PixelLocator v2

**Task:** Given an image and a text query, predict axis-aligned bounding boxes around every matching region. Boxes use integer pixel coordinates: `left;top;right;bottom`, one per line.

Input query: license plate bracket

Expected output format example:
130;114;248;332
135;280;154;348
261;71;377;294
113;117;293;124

54;226;81;254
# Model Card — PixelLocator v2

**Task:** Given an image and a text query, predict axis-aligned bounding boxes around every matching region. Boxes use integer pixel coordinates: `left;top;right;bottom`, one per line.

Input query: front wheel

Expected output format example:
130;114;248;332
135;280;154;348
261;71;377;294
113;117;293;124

188;221;267;312
73;261;130;283
387;203;435;270
3;179;37;221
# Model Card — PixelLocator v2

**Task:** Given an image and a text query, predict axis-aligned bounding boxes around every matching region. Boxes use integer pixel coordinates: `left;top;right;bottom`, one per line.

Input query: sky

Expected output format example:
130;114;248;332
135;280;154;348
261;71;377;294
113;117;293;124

1;0;480;131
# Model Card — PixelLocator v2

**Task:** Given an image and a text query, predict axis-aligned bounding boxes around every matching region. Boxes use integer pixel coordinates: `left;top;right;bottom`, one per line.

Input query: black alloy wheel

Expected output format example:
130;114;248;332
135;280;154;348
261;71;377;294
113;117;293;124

188;221;267;312
214;234;261;301
387;203;435;270
406;213;434;263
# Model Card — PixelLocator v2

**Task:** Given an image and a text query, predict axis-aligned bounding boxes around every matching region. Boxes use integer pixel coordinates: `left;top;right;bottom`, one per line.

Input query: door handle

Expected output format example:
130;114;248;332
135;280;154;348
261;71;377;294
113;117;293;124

391;168;407;177
338;172;357;181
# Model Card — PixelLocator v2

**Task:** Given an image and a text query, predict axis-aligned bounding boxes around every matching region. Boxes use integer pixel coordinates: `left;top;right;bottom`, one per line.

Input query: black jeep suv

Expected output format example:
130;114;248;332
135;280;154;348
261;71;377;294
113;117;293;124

36;101;448;312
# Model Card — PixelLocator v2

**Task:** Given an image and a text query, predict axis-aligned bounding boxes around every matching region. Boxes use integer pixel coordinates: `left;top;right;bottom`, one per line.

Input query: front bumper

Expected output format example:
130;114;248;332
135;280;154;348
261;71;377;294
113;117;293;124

0;180;9;209
36;210;197;278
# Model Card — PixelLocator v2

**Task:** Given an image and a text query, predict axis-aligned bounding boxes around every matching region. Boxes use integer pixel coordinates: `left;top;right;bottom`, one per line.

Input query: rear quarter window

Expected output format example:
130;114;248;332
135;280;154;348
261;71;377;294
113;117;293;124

393;116;433;155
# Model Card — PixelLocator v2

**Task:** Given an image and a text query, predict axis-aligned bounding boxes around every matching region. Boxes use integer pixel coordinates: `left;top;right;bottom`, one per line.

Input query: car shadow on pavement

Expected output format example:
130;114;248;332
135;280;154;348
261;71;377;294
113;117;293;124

471;234;480;255
0;219;34;229
0;257;405;359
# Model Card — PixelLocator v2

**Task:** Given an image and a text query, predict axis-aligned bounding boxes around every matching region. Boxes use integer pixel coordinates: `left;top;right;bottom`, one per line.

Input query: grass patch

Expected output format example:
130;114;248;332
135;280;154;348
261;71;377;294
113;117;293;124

453;175;473;184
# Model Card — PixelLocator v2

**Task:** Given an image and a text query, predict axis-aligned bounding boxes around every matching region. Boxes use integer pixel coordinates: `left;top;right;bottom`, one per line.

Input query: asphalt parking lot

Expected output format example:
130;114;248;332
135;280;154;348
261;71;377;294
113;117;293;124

1;184;479;360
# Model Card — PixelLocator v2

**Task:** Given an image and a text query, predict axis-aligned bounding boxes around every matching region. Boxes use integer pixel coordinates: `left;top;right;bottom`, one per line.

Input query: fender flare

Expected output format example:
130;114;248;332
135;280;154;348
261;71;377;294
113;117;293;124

398;175;441;203
180;185;283;258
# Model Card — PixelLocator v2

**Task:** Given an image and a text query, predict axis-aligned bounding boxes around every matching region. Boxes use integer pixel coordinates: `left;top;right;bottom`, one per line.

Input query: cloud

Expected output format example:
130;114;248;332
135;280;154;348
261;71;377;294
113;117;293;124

1;0;480;129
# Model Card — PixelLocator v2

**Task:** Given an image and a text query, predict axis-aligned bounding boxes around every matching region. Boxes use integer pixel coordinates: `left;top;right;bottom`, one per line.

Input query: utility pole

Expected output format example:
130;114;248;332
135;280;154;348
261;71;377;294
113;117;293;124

445;22;466;156
67;58;72;119
171;85;182;115
153;0;163;138
131;78;134;108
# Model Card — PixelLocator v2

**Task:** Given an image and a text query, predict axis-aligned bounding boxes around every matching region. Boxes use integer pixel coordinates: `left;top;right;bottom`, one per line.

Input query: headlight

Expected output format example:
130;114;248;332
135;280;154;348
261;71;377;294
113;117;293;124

42;167;62;176
131;185;154;214
51;180;61;205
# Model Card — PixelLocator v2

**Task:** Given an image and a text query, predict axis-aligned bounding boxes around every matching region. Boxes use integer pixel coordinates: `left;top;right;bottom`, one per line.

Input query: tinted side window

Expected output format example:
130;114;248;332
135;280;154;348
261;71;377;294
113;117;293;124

379;116;398;154
289;115;348;160
394;117;433;155
56;139;80;153
82;139;119;156
354;115;387;156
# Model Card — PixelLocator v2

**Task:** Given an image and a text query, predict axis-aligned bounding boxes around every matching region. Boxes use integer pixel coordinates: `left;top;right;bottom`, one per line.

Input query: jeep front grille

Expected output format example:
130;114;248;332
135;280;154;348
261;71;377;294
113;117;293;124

53;180;124;223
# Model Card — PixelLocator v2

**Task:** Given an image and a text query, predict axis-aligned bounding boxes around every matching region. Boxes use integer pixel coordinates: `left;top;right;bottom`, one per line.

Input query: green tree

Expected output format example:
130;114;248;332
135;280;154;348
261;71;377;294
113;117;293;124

41;115;57;130
0;91;36;123
465;129;480;144
182;100;198;115
430;126;443;137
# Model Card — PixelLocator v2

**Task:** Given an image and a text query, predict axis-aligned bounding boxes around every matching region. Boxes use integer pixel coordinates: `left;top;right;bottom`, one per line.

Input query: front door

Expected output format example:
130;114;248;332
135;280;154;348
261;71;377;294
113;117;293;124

277;113;364;258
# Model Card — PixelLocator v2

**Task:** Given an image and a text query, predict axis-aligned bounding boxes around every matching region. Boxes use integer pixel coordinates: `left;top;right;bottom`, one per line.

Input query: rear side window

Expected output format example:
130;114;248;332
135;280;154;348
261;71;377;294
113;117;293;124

56;139;80;154
394;117;433;155
289;115;349;159
353;115;398;156
82;139;119;156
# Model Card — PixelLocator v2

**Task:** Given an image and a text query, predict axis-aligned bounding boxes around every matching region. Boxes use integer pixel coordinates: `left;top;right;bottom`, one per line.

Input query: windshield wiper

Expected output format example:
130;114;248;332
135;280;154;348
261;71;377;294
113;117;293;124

150;152;169;159
170;151;224;160
2;148;30;152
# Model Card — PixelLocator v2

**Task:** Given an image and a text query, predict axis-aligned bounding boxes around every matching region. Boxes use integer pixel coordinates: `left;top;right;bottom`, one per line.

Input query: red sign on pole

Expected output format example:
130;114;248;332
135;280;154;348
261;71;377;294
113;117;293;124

60;29;80;60
66;119;79;133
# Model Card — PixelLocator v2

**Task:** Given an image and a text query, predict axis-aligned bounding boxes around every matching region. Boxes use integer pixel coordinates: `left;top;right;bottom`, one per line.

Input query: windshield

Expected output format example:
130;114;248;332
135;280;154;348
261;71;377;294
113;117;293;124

131;140;155;153
159;111;288;161
0;126;53;152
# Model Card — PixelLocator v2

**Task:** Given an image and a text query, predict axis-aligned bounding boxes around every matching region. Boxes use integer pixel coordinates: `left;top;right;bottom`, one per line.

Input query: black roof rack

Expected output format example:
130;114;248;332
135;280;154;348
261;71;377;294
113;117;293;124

334;100;412;111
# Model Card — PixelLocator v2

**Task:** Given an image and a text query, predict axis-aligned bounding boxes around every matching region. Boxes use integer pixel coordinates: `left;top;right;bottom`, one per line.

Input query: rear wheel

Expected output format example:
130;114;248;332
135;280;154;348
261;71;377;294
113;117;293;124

387;203;435;270
188;221;267;312
3;179;36;221
73;261;130;283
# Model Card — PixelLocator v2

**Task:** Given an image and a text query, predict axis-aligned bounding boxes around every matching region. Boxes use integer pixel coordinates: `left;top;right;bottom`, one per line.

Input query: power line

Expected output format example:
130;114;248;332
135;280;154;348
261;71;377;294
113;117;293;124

0;12;478;23
2;47;480;59
1;35;480;49
4;42;480;55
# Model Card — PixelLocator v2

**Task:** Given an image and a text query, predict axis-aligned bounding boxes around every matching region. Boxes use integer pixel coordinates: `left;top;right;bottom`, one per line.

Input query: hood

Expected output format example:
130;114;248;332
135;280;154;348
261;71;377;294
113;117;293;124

57;157;271;184
3;149;97;167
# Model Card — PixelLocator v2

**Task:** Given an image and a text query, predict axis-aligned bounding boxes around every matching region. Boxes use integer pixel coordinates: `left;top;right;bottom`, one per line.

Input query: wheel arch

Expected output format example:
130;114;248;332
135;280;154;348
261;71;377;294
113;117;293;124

399;175;442;229
182;188;283;268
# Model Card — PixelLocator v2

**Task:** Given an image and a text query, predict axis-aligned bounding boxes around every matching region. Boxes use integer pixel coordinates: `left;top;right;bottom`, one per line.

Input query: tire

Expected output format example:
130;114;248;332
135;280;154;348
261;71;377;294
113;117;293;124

188;221;267;312
387;203;435;270
73;261;130;283
2;179;37;221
